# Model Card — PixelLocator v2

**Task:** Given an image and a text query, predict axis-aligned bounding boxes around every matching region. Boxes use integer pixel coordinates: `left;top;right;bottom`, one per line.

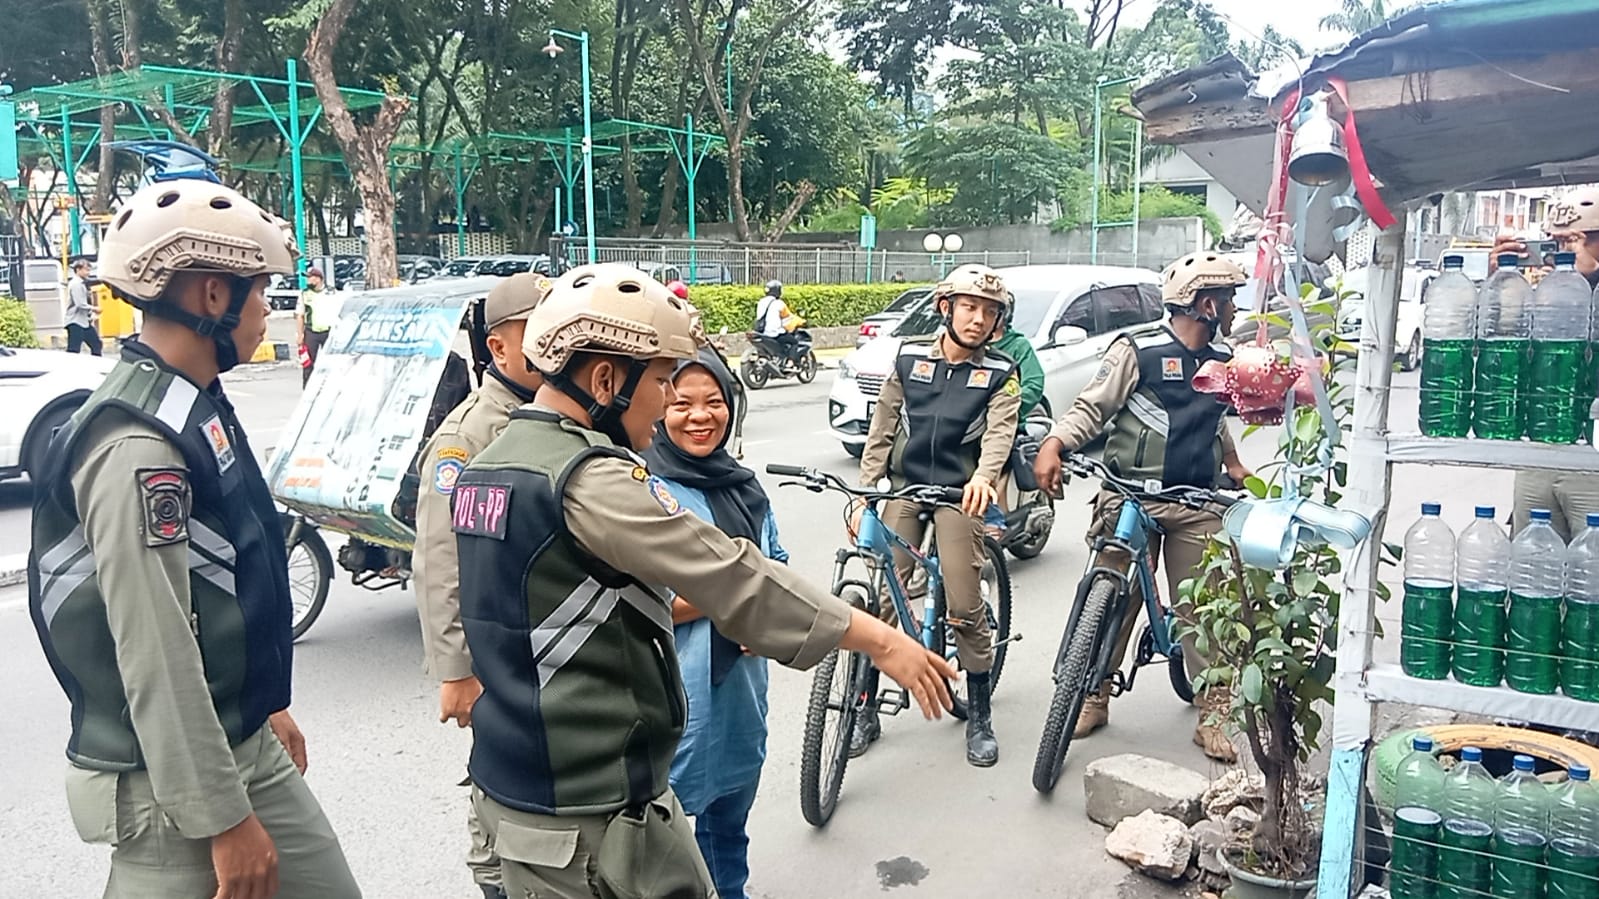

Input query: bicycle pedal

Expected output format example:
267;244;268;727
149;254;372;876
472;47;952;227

1107;671;1130;698
877;688;910;716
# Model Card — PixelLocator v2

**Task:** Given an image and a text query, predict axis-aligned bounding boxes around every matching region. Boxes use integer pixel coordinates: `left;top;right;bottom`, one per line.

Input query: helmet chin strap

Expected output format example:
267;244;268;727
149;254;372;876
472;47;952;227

547;358;651;449
117;277;253;373
942;303;1000;351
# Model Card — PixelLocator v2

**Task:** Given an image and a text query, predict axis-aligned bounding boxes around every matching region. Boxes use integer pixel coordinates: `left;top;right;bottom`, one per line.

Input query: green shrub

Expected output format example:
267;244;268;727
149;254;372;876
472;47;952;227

689;283;929;333
0;298;40;348
1050;184;1223;238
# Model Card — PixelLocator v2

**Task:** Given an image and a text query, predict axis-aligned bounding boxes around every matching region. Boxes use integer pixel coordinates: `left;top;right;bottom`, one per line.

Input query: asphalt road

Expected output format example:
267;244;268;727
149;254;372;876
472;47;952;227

0;364;1510;898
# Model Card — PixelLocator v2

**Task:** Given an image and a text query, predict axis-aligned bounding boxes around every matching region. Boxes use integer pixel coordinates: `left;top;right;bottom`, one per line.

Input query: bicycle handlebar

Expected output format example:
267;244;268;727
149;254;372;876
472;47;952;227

764;464;965;506
1060;452;1237;510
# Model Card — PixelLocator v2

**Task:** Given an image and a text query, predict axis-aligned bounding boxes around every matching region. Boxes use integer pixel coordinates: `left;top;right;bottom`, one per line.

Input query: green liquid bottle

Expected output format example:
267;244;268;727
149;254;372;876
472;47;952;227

1508;509;1567;695
1403;503;1456;680
1455;507;1511;687
1549;765;1599;899
1439;747;1497;899
1473;255;1533;440
1528;254;1592;444
1562;513;1599;702
1421;257;1479;437
1492;755;1550;899
1392;735;1446;899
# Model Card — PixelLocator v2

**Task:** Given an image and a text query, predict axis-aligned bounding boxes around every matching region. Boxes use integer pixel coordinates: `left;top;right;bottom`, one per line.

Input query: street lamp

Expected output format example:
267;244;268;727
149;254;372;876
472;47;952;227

923;232;963;277
544;29;597;263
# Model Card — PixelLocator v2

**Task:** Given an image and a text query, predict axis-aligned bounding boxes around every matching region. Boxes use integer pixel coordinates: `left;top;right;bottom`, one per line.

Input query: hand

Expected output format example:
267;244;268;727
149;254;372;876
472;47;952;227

863;621;956;720
1488;231;1525;274
960;475;996;519
438;675;483;728
267;710;306;775
210;813;278;899
1034;438;1067;497
1226;461;1253;487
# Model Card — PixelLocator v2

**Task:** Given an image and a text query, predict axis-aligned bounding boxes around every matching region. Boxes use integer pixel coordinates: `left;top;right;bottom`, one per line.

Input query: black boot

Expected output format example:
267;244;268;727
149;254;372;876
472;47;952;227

848;666;882;759
965;670;998;767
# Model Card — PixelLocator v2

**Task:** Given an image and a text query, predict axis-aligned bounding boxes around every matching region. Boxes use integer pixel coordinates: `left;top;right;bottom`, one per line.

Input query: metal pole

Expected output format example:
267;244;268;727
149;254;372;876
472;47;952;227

1131;118;1143;267
686;114;697;283
61;105;80;256
287;59;308;281
1090;86;1102;264
454;147;466;255
578;31;597;262
564;129;575;226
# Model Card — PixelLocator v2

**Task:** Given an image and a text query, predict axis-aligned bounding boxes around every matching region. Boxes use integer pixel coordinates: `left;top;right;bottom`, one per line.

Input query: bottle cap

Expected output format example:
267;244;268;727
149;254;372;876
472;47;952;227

1497;253;1522;269
1442;254;1465;270
1412;735;1434;752
1571;765;1591;782
1587;513;1599;528
1531;509;1553;522
1461;746;1483;762
1475;506;1496;519
1555;251;1578;268
1514;754;1536;772
1422;503;1441;516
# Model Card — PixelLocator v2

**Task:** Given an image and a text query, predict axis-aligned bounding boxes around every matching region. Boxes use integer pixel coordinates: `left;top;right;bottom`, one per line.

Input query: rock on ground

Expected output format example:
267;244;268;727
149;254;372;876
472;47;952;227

1188;819;1231;876
1200;769;1266;820
1084;753;1210;827
1105;810;1195;882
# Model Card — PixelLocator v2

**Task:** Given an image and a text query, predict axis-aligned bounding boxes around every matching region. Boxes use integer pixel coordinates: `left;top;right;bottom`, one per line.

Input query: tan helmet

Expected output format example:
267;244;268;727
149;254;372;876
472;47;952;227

98;180;298;301
521;263;700;375
932;263;1011;312
1161;251;1247;306
1546;187;1599;234
483;272;554;330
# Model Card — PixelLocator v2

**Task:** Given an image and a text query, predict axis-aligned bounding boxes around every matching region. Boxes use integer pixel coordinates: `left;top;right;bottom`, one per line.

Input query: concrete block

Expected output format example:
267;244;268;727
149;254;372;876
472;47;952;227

1105;811;1193;882
1084;753;1209;828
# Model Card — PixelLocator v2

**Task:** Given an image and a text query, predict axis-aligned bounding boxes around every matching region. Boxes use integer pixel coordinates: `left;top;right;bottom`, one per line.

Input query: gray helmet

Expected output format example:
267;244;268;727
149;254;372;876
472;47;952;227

765;279;783;298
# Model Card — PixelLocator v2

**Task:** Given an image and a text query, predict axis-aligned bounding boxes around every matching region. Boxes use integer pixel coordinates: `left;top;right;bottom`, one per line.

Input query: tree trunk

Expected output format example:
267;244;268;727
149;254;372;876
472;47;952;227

208;0;245;161
763;180;815;241
304;0;410;288
85;0;117;214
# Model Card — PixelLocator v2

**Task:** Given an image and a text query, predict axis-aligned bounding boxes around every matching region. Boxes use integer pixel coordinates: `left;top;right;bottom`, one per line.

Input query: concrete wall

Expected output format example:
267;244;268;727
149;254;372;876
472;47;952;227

778;218;1206;273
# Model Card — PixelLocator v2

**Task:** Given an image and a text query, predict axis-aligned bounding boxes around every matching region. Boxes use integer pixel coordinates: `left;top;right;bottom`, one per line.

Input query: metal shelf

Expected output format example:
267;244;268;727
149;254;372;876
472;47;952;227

1364;663;1599;734
1383;435;1599;472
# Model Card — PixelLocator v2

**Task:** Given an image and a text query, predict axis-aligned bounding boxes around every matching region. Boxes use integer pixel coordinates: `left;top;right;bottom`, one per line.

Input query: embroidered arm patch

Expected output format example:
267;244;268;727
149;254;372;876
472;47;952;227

137;467;192;547
452;483;512;540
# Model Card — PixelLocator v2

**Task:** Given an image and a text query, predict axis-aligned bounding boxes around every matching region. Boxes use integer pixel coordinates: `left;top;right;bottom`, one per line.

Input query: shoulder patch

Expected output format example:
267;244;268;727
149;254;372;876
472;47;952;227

1003;374;1021;397
200;415;236;473
631;465;649;482
645;475;681;515
451;483;512;540
137;467;191;547
435;445;470;463
433;458;464;495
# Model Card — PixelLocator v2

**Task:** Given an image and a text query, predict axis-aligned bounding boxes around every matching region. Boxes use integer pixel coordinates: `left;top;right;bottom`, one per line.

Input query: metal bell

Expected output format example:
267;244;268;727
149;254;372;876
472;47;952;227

1288;93;1349;187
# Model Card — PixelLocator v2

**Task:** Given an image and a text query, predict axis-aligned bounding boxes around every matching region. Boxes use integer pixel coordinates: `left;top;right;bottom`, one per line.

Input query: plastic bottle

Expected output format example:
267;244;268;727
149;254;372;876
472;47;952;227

1508;509;1567;694
1392;735;1446;899
1527;253;1592;444
1403;503;1456;679
1455;506;1510;687
1493;754;1550;899
1439;746;1498;899
1473;254;1532;440
1548;765;1599;899
1421;255;1478;437
1565;514;1599;702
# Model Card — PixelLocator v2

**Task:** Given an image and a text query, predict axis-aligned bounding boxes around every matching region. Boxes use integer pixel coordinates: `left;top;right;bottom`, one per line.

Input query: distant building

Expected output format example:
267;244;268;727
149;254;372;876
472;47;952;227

1140;150;1241;228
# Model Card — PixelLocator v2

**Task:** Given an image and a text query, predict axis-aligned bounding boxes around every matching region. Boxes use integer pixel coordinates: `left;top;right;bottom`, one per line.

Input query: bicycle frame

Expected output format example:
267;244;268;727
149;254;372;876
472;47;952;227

1060;494;1178;692
834;501;942;650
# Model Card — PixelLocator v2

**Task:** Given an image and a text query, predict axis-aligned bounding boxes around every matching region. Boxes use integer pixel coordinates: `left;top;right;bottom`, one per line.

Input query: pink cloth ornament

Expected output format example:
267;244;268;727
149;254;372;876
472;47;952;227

1192;344;1316;426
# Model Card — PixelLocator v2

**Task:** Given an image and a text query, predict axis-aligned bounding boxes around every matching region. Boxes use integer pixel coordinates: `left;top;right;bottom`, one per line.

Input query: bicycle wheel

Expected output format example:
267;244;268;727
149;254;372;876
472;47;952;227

799;586;868;827
1032;574;1116;794
1167;642;1196;705
941;538;1012;720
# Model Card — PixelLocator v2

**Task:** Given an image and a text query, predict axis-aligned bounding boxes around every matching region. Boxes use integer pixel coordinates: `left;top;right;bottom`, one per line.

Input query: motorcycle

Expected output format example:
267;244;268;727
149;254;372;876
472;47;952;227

996;413;1057;560
740;328;817;389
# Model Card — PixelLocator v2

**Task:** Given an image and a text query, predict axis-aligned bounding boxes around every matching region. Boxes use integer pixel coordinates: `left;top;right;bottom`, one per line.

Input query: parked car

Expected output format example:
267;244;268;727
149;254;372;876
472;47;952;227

1335;264;1433;371
0;345;117;482
856;287;932;347
487;255;552;277
436;257;490;279
398;255;444;283
266;273;301;311
629;260;736;285
828;264;1164;457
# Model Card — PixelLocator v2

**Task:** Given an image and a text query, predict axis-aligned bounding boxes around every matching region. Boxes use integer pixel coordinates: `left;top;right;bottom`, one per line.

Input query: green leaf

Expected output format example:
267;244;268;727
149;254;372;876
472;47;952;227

1384;541;1404;561
1241;663;1264;703
1242;423;1262;439
1292;569;1319;595
1257;636;1292;655
1244;475;1270;499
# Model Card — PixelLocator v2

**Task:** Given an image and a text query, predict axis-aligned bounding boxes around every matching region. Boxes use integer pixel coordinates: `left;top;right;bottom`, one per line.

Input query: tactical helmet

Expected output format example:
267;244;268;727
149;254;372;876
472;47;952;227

1161;252;1247;307
522;263;700;376
932;263;1012;313
1546;187;1599;234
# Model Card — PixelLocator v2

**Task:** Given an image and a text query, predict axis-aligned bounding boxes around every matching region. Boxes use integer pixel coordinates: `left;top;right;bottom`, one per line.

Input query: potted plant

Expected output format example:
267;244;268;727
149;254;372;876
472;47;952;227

1178;287;1392;897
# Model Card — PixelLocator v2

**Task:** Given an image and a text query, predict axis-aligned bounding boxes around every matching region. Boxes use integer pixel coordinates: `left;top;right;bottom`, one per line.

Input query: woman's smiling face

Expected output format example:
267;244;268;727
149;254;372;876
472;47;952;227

663;366;729;458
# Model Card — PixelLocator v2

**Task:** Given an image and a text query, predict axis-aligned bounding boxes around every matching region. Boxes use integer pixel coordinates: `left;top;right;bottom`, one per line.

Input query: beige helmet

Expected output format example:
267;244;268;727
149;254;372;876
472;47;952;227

99;180;298;302
521;263;700;375
932;263;1011;312
1546;187;1599;234
1161;251;1248;306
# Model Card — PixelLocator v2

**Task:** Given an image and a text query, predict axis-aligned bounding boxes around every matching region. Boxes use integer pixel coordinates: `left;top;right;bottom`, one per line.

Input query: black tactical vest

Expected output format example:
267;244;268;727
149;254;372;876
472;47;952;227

454;409;685;816
1103;326;1232;489
889;339;1018;488
29;344;292;770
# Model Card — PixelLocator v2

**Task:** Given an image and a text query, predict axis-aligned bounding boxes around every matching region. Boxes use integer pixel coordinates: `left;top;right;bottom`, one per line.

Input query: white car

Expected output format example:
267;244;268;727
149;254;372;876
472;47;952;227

828;264;1164;457
0;346;118;482
1336;265;1433;371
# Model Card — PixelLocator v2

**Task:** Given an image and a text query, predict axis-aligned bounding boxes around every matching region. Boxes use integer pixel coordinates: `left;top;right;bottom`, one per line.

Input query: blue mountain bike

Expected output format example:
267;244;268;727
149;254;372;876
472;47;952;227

1031;453;1235;794
767;465;1015;827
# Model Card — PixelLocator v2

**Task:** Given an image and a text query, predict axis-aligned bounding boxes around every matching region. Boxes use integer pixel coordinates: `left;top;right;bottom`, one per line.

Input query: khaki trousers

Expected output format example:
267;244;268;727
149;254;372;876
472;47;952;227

881;499;994;673
465;772;502;887
1087;490;1224;687
67;725;360;899
1512;470;1599;540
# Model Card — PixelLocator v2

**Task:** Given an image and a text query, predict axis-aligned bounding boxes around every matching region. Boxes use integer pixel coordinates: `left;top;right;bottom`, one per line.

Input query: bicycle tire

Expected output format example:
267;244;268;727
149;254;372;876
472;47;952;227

1032;574;1115;794
1167;642;1196;705
799;645;864;827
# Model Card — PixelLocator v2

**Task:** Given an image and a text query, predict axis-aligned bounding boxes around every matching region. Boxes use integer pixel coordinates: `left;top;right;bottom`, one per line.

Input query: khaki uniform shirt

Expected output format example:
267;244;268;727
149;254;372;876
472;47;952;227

413;375;526;681
860;338;1022;487
1046;338;1237;457
64;415;253;839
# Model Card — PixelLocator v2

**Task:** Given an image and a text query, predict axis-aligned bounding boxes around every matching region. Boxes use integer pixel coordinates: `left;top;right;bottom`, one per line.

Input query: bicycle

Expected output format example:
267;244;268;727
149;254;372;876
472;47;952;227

765;464;1017;827
1031;453;1235;794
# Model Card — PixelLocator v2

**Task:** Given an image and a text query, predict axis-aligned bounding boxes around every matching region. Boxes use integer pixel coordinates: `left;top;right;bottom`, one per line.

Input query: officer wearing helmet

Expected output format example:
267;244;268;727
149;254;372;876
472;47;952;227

413;272;553;899
1493;188;1599;539
1033;251;1253;763
28;179;362;896
452;263;955;899
854;262;1022;768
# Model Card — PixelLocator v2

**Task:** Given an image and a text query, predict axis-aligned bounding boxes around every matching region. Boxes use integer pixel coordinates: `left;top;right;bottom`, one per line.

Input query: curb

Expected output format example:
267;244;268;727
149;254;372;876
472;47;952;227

248;341;294;365
0;554;27;589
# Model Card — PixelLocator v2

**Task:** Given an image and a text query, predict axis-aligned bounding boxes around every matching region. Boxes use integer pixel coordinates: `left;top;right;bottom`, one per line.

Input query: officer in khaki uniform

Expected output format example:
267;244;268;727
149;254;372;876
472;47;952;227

1034;251;1252;763
855;263;1021;768
28;178;361;897
453;263;957;899
414;272;551;899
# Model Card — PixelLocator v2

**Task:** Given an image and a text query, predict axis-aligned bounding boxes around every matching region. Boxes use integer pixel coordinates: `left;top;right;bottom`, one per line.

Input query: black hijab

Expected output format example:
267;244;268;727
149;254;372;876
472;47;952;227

642;348;771;683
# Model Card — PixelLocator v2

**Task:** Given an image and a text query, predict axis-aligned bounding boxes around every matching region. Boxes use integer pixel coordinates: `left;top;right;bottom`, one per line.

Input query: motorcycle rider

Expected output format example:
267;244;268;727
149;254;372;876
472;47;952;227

28;177;362;896
853;262;1022;768
753;279;802;364
985;304;1047;538
413;271;553;899
1032;251;1252;763
452;263;955;899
